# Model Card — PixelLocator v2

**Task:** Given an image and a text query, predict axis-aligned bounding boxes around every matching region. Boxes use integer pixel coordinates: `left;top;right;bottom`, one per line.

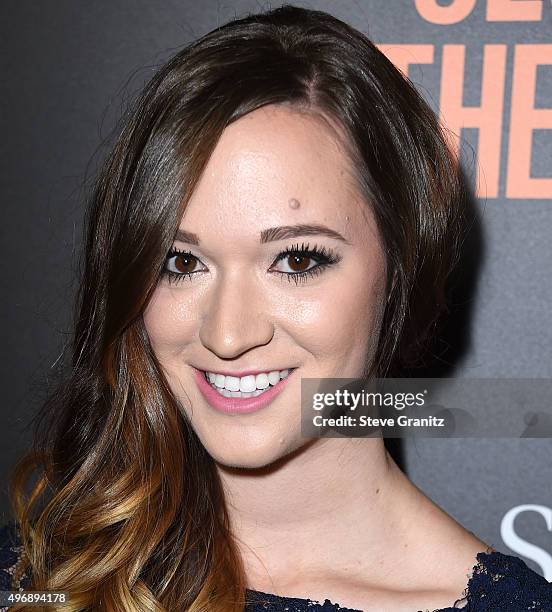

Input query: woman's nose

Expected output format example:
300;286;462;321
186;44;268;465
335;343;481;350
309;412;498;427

198;272;275;359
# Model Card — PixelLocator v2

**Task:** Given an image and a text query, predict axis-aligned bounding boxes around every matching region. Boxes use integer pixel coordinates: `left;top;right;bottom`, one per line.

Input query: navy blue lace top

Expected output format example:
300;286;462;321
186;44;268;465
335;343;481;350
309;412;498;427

1;523;551;611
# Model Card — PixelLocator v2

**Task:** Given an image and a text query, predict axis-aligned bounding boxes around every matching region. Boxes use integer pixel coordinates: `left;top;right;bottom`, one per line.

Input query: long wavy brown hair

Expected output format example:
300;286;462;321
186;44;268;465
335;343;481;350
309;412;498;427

9;5;469;611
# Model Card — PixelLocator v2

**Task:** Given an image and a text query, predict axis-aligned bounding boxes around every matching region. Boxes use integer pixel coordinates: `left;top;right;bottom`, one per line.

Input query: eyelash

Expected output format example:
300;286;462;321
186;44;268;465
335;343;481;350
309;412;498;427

161;242;342;286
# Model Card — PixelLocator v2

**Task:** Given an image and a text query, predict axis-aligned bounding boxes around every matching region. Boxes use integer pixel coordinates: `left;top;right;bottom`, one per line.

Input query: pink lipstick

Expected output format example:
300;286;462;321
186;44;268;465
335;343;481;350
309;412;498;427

193;367;295;415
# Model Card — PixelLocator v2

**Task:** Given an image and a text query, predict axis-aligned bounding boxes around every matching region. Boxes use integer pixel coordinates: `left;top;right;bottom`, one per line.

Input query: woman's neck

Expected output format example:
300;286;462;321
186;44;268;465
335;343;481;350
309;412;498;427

216;437;417;588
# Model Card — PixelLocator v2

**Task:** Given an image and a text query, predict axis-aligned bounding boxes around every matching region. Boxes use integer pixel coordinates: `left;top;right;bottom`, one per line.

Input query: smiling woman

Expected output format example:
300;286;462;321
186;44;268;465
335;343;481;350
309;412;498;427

142;105;389;467
2;4;551;612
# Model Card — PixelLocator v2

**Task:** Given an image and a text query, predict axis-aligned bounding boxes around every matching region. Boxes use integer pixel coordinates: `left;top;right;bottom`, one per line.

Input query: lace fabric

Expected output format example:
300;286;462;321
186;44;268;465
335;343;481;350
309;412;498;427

1;524;550;611
0;524;30;612
244;548;552;611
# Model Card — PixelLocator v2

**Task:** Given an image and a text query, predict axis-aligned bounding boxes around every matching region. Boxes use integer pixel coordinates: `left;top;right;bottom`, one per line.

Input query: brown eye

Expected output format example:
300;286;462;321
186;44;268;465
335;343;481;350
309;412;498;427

162;249;207;284
285;254;312;272
271;243;341;283
173;254;199;274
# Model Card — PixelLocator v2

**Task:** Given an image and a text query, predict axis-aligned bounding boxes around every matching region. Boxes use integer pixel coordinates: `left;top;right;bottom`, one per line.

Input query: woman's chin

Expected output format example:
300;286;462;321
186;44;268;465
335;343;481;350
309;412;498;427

205;434;305;471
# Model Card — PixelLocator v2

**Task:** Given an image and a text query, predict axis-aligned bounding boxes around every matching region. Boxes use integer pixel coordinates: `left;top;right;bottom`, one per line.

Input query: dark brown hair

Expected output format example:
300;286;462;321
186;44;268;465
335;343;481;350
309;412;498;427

10;5;468;610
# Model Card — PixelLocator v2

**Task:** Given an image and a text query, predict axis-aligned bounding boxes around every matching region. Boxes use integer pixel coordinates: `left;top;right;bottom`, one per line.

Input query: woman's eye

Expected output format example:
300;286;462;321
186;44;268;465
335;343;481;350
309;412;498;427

162;250;206;284
270;243;342;284
167;253;202;274
273;254;318;274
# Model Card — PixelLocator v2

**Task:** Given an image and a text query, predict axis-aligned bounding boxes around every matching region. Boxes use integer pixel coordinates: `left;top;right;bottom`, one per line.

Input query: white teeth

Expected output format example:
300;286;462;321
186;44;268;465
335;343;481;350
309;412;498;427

256;373;270;389
225;376;241;392
239;375;256;393
216;387;266;398
204;368;293;393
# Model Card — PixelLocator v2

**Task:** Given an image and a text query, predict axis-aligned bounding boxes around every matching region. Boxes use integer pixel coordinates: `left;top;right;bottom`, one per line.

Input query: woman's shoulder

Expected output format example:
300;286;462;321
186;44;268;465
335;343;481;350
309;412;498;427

244;549;552;611
0;522;30;592
435;548;552;611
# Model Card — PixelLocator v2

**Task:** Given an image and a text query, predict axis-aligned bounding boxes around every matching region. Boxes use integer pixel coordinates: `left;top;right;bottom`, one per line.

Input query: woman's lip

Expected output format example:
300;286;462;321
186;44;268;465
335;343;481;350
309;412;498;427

193;367;295;415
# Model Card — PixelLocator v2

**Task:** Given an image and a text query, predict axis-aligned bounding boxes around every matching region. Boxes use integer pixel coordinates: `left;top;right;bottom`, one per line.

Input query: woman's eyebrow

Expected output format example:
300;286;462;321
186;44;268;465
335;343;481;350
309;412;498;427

260;224;352;245
173;224;351;245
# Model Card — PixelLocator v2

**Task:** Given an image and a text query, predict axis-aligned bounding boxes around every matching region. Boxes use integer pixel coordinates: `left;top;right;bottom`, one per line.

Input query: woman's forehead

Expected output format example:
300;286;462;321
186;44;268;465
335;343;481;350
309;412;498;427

178;105;374;241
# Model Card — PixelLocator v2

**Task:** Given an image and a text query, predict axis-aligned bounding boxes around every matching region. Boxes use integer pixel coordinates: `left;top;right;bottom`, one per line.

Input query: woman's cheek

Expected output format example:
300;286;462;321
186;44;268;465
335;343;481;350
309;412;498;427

143;288;202;347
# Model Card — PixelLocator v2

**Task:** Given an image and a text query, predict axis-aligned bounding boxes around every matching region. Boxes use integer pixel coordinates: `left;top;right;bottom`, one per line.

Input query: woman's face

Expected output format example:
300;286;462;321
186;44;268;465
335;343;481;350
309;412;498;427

143;104;387;468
